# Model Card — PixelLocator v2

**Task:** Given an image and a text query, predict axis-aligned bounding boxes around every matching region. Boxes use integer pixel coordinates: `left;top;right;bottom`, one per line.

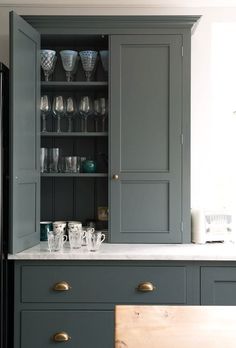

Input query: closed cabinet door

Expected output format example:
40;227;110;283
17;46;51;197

110;34;183;243
19;310;114;348
201;267;236;305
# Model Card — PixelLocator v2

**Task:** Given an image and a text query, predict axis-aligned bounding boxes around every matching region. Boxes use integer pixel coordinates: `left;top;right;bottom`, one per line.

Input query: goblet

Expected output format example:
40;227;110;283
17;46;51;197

99;97;108;132
79;50;98;81
99;50;108;78
52;96;66;133
79;96;93;132
65;96;77;132
93;99;101;132
60;50;78;82
40;50;56;82
40;95;51;133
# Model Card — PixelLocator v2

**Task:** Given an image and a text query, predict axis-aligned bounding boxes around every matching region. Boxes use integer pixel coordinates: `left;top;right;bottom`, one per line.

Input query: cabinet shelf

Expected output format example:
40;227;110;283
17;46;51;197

41;132;108;137
41;81;108;91
41;173;108;178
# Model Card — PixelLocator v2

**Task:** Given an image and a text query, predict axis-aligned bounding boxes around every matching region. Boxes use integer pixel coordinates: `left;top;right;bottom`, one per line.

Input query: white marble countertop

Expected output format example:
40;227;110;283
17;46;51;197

7;242;236;261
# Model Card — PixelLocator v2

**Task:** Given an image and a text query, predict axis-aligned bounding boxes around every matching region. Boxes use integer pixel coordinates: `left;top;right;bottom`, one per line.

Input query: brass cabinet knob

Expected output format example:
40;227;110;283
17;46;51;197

112;174;119;180
53;331;71;342
53;281;71;291
137;281;156;292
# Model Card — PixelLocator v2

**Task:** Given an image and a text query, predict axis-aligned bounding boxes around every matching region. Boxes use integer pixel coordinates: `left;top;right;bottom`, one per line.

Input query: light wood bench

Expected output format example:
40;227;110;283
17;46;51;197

115;305;236;348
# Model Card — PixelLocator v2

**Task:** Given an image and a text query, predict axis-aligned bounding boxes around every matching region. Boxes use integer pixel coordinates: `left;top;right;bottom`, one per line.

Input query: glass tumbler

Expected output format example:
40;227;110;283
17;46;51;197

48;148;60;173
65;156;77;173
40;148;48;173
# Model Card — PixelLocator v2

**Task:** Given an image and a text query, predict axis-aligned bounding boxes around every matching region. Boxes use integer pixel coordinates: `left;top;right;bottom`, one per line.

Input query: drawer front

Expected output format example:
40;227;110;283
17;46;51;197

21;265;186;303
201;266;236;305
20;310;113;348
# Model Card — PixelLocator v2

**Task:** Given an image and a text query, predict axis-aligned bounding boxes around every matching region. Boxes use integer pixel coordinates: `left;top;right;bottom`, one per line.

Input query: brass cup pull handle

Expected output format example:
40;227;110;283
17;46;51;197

112;174;119;180
53;281;71;291
53;331;71;342
137;282;156;292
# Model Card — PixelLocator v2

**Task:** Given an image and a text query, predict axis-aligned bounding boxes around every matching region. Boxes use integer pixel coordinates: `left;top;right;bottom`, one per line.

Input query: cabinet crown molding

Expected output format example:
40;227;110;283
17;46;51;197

23;15;201;32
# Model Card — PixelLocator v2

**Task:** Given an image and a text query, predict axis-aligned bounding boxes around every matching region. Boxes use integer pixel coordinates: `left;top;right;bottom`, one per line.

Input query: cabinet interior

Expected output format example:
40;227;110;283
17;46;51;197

40;34;109;234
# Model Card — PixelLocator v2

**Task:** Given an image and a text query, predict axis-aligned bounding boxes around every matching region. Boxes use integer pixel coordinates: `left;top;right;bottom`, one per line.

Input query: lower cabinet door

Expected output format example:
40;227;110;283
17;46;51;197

201;267;236;305
20;310;114;348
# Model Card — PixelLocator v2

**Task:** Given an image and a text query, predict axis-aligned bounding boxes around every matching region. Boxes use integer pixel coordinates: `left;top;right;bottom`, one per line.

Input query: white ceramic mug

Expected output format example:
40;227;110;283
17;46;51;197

47;231;67;252
86;230;105;252
68;221;82;231
53;221;67;235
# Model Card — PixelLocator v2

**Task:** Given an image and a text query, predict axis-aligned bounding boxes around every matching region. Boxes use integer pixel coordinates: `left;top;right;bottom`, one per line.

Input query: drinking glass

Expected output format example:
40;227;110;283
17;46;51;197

40;50;56;82
79;96;93;132
47;231;67;252
52;96;65;133
40;95;51;133
80;157;86;172
99;97;108;132
60;50;78;82
86;230;105;252
65;96;77;132
48;148;60;173
99;50;108;78
65;156;77;173
93;99;101;132
68;230;84;249
79;50;98;81
40;148;48;173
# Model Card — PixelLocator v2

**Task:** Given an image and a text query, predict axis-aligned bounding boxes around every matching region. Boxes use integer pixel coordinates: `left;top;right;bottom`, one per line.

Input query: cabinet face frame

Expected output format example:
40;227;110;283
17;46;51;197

10;14;199;250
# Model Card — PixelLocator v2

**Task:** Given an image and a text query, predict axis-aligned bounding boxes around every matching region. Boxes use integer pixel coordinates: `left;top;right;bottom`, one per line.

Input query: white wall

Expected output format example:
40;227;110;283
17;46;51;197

1;4;236;215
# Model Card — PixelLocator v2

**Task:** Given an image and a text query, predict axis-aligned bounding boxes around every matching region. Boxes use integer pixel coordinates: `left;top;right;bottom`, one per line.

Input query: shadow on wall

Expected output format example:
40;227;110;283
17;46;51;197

0;35;9;67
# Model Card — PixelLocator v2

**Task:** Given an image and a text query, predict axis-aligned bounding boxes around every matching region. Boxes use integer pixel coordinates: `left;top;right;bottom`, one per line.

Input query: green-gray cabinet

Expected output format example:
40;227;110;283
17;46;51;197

110;34;183;243
12;261;236;348
10;12;41;254
9;13;200;253
20;311;114;348
13;261;198;348
201;266;236;305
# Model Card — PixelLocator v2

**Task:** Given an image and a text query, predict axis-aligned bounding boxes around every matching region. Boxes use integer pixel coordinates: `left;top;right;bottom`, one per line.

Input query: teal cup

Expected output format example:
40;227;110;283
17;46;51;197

40;221;53;241
82;160;97;173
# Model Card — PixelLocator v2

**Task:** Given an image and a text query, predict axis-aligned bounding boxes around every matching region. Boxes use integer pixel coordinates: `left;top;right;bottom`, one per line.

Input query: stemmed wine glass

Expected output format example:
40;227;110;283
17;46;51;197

65;97;77;132
52;96;66;133
99;97;108;132
40;95;51;133
40;50;57;82
79;50;98;81
93;99;101;132
60;50;78;82
79;96;93;132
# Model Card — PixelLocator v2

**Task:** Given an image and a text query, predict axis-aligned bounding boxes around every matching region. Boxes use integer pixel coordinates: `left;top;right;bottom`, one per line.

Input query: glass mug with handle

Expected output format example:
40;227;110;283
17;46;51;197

47;231;67;252
68;229;85;249
86;229;105;252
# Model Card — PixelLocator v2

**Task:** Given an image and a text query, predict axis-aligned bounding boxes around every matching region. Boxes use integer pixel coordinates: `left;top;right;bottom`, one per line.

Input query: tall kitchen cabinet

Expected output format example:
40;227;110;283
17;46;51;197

9;12;200;253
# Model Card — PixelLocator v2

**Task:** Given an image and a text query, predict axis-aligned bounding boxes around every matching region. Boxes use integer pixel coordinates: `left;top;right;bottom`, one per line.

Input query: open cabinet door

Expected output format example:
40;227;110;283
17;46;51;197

9;12;40;253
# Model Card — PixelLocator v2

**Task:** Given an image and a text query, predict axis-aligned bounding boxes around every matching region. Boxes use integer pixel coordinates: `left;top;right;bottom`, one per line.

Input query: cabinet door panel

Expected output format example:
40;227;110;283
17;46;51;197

110;35;183;243
201;267;236;305
9;12;40;253
20;311;113;348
